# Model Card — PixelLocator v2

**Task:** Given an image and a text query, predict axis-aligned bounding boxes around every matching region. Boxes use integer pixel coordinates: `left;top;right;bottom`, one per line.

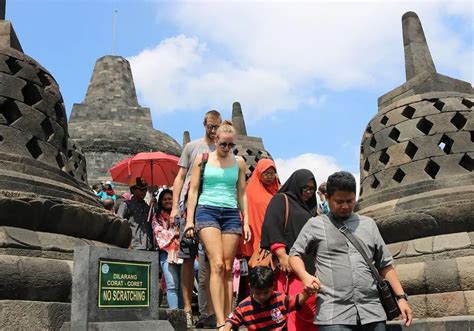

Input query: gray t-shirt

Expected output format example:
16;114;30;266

178;138;216;205
289;212;393;326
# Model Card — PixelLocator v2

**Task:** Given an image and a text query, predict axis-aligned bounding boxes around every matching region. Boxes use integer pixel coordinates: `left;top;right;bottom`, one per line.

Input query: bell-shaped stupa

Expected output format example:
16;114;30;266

0;4;131;329
358;12;473;323
232;102;273;179
68;55;181;188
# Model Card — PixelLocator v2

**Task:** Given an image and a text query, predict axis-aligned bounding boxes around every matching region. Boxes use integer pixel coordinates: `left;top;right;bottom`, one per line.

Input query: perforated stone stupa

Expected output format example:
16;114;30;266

232;102;272;179
68;55;181;186
358;12;473;324
0;6;131;329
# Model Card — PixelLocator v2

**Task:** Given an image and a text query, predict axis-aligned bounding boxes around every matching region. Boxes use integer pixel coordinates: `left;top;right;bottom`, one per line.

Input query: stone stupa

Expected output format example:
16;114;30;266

358;12;473;327
232;102;273;179
68;55;182;188
0;3;131;329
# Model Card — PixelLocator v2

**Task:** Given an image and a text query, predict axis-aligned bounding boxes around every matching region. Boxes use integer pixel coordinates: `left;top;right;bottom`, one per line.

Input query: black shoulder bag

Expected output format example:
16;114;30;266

325;215;401;321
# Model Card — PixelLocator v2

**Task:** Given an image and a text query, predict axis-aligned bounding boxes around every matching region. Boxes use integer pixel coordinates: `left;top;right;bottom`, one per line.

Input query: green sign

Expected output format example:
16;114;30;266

98;260;150;308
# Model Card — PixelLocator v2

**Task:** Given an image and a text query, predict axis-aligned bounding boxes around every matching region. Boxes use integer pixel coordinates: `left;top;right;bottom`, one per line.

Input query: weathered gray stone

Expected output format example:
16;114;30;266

395;262;426;295
387;316;474;331
0;300;71;330
456;257;474;292
68;55;182;186
433;232;471;253
388;241;404;257
70;246;160;330
425;259;461;293
413;236;433;254
465;290;474;315
0;254;72;301
426;292;467;317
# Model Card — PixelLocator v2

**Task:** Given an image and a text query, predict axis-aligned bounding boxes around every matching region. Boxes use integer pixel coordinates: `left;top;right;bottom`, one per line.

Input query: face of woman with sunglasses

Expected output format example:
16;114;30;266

301;180;316;202
216;132;236;157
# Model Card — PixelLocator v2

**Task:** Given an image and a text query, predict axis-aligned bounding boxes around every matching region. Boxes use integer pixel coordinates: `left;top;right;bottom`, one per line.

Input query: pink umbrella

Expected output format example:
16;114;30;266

109;152;180;187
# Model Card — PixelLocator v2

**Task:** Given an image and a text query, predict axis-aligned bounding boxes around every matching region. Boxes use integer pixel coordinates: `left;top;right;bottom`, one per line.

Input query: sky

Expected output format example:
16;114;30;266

7;0;473;186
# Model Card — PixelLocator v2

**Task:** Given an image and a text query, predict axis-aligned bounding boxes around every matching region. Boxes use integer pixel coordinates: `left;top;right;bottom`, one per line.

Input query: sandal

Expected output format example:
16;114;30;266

216;324;225;330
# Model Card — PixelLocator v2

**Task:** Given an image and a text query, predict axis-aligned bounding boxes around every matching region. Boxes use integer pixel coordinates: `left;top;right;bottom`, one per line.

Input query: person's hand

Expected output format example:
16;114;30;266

278;254;293;274
243;224;251;244
170;207;179;222
302;274;320;294
398;299;413;327
184;222;194;238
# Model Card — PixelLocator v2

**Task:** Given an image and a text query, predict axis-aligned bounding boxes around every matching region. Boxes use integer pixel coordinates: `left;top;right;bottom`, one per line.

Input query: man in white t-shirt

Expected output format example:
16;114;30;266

170;110;221;327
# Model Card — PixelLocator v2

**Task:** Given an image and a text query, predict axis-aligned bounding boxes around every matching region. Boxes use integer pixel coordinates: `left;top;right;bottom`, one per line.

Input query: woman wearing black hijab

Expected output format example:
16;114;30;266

260;169;318;331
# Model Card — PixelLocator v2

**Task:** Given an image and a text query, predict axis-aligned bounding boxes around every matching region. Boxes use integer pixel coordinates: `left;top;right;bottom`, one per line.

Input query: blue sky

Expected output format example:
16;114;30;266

7;0;472;184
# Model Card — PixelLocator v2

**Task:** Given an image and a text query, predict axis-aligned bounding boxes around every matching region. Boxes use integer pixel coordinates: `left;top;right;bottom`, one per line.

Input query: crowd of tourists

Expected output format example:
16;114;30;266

91;110;413;331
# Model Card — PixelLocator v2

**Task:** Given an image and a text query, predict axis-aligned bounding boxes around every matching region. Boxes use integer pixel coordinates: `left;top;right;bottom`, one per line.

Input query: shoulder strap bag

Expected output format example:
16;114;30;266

325;215;401;321
248;193;289;271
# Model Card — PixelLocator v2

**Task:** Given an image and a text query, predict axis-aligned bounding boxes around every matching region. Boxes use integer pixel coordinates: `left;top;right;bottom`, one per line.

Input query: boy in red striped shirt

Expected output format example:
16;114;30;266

223;266;314;331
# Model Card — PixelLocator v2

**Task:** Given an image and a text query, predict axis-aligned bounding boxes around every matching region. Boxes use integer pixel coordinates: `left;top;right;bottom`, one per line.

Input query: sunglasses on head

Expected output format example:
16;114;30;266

218;142;236;149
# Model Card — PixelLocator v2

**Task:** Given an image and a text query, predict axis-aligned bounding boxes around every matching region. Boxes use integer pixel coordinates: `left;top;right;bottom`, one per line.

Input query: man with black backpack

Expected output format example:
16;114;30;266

289;171;412;330
170;110;222;328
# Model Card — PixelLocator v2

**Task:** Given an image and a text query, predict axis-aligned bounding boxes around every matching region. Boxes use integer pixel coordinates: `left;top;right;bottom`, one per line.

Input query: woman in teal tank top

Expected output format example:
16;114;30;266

186;120;251;330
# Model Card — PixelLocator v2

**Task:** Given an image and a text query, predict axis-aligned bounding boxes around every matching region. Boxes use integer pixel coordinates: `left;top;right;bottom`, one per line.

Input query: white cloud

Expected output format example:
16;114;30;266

130;1;472;119
274;153;341;186
128;35;304;119
274;153;361;198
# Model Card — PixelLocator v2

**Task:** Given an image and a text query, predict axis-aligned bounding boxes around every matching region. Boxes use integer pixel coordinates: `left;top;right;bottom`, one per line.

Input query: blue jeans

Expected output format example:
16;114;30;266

319;322;386;331
195;204;242;234
159;251;183;309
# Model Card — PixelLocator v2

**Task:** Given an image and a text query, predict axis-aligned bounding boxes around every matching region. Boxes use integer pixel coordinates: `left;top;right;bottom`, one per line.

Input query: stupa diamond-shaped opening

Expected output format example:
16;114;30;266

369;136;377;149
401;105;416;119
388;127;400;142
461;98;473;109
56;152;65;169
405;141;418;159
0;98;22;125
22;83;42;106
380;115;389;125
416;117;433;135
5;57;22;75
424;159;440;179
40;118;55;141
26;137;43;159
459;154;473;172
37;71;52;87
363;159;370;171
371;176;380;189
450;112;467;130
438;134;454;154
433;100;445;111
392;168;405;183
54;102;65;124
379;148;390;165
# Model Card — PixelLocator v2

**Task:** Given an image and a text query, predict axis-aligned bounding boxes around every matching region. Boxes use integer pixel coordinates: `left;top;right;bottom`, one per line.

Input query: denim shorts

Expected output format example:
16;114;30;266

195;205;242;235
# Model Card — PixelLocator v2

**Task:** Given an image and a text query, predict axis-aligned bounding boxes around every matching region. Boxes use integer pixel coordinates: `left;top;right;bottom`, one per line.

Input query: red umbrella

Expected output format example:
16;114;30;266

109;152;180;187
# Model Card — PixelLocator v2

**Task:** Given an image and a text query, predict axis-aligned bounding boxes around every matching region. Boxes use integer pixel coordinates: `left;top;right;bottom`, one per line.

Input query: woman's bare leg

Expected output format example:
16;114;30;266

199;227;226;325
222;233;240;316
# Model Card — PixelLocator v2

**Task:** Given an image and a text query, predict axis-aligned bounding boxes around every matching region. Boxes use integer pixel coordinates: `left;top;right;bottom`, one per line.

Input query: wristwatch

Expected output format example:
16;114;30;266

395;293;408;301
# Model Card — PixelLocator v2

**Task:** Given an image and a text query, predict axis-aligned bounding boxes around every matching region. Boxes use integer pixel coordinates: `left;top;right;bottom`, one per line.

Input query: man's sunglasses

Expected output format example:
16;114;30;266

206;124;220;131
218;142;236;149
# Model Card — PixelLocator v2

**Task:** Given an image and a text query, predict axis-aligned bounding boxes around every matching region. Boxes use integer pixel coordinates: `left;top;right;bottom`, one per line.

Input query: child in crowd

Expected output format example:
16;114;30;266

224;266;315;331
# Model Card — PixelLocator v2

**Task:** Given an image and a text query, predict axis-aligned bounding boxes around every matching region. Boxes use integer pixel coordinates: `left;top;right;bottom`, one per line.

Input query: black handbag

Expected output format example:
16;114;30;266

326;215;401;321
